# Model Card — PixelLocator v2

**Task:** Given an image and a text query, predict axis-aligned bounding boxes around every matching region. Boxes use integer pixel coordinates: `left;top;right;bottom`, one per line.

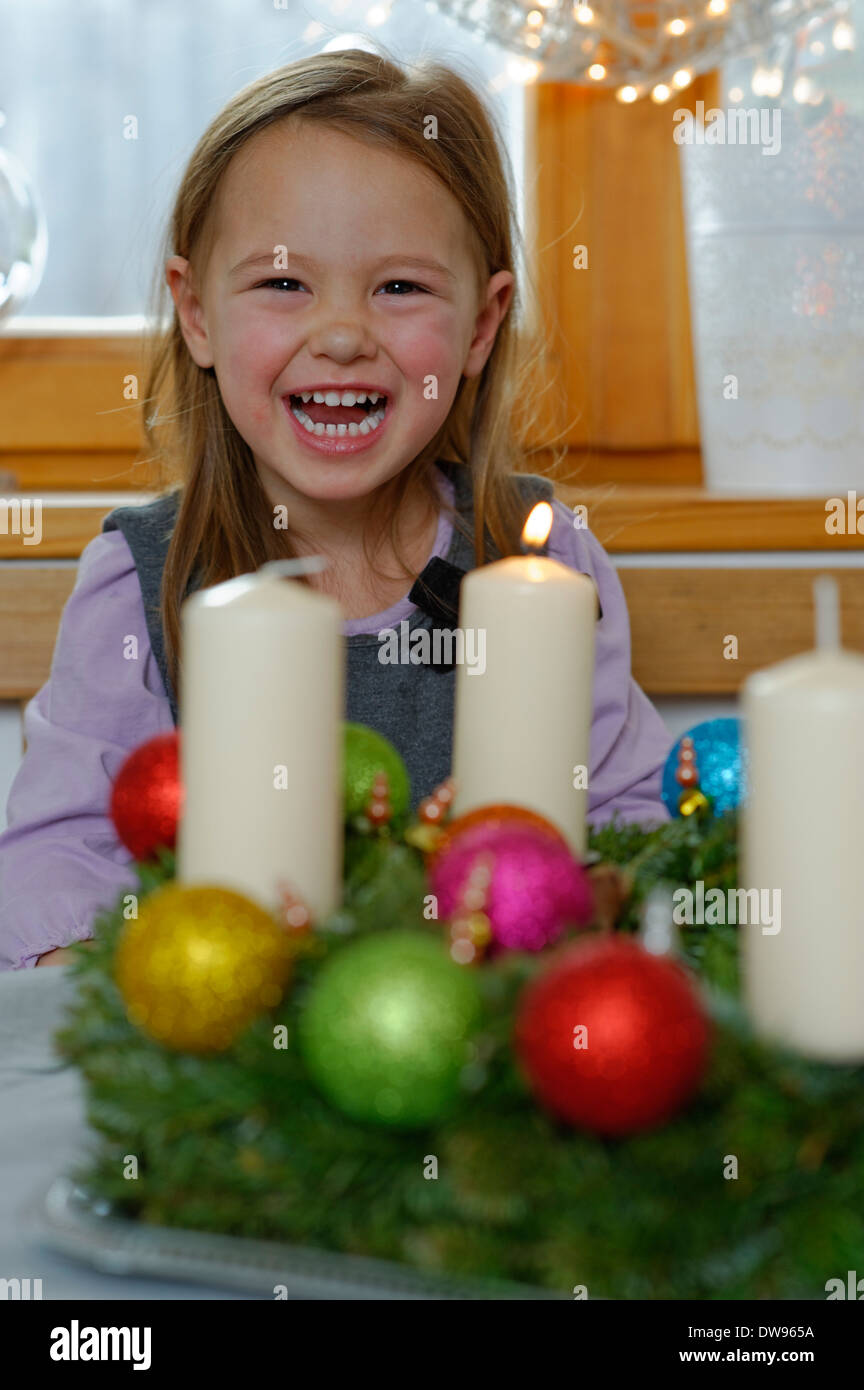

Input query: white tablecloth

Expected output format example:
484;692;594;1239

0;966;251;1300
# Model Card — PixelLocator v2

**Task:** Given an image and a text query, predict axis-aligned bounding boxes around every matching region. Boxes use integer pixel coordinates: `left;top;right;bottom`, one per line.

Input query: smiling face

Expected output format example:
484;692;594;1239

167;120;513;510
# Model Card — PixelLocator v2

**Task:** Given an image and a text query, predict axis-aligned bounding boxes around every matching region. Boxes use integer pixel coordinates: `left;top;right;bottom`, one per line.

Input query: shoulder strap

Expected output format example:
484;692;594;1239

101;490;183;721
441;461;554;564
408;464;557;623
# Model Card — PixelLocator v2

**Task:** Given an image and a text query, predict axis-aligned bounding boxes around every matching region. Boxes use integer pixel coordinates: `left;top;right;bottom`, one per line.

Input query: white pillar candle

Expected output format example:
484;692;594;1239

741;576;864;1062
451;503;598;856
177;557;344;923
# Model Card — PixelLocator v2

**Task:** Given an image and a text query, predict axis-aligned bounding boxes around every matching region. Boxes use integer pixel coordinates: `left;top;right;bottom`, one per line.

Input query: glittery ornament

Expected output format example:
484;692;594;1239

298;930;482;1129
429;822;593;955
343;723;410;823
115;884;293;1053
110;732;182;860
429;802;565;864
661;718;745;818
514;936;710;1136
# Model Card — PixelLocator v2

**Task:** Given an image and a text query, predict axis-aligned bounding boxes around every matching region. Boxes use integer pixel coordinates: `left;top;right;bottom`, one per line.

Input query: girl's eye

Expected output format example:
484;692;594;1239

254;278;426;295
378;280;425;296
258;278;304;292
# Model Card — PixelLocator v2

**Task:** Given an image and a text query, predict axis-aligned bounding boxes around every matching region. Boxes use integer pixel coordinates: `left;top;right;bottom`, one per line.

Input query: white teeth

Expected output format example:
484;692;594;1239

298;389;383;407
289;403;386;436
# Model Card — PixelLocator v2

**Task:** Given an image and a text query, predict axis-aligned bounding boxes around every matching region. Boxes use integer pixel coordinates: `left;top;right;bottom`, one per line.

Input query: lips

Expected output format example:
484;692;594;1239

281;392;393;457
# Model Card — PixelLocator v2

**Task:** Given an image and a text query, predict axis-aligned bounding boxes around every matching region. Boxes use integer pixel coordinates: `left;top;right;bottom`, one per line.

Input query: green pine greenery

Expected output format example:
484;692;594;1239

55;811;864;1300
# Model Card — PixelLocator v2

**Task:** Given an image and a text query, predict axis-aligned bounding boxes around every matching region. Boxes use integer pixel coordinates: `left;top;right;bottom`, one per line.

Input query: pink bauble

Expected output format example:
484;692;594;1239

429;821;594;953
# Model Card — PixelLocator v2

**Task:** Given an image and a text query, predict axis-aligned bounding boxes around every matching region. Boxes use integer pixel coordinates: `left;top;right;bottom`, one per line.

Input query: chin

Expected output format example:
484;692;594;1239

278;451;410;500
271;463;385;504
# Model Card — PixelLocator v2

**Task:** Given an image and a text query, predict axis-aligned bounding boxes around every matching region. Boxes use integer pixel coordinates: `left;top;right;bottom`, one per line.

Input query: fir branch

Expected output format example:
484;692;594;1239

54;810;864;1299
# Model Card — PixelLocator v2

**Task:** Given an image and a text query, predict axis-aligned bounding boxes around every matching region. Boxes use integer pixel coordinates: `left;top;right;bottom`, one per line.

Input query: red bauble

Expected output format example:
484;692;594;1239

110;732;183;861
514;936;711;1136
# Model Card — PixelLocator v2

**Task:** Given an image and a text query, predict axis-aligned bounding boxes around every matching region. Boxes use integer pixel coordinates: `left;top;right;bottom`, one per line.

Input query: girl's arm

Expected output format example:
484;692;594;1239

0;530;174;970
547;501;673;831
35;943;96;967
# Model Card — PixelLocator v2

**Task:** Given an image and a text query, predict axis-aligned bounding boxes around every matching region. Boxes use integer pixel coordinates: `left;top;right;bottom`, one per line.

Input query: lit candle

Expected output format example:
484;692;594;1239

451;502;598;855
177;557;344;922
741;576;864;1062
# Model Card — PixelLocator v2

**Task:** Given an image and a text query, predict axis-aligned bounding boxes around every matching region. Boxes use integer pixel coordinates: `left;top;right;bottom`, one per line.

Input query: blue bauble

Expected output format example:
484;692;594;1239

661;717;745;817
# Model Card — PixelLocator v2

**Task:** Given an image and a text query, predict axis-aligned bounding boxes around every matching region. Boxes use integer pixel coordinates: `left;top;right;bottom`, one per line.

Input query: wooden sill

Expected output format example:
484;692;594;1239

554;485;864;553
1;487;861;559
4;563;862;701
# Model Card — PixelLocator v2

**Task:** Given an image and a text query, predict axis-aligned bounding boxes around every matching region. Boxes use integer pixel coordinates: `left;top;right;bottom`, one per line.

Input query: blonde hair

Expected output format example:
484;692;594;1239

138;46;556;704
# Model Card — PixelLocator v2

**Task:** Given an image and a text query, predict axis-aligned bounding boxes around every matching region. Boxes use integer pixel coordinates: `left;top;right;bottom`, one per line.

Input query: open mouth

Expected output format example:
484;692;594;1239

287;390;389;438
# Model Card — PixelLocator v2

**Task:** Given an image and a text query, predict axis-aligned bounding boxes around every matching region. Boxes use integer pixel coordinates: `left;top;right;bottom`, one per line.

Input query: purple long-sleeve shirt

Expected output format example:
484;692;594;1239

0;486;671;969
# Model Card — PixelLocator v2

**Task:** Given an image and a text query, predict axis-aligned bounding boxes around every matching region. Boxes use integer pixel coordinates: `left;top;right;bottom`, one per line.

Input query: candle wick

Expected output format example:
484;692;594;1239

259;556;330;580
813;575;841;651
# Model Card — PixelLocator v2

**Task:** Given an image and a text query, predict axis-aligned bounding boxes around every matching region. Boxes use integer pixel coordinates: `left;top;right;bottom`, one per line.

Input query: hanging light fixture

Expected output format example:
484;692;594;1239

426;1;838;92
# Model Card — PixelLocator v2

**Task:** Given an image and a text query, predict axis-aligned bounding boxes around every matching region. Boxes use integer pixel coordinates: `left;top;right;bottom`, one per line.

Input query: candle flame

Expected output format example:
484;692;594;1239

521;501;554;550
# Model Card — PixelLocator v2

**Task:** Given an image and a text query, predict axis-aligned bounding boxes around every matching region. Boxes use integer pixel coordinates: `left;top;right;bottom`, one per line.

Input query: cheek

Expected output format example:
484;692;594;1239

216;316;290;424
389;311;467;397
220;320;283;385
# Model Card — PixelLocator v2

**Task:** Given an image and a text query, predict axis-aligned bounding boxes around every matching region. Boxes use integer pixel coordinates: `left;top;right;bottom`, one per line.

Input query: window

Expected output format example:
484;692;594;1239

0;0;528;319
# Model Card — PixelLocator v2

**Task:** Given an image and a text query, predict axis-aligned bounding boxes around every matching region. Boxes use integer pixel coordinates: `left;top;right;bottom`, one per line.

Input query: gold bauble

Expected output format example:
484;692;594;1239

115;883;293;1053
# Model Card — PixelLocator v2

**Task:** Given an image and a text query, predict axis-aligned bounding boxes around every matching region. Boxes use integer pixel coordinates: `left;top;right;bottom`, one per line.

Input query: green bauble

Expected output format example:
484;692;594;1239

343;722;411;821
298;930;483;1129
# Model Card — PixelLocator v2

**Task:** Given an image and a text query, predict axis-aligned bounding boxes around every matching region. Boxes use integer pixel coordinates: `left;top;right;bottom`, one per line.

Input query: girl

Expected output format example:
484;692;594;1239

0;48;670;971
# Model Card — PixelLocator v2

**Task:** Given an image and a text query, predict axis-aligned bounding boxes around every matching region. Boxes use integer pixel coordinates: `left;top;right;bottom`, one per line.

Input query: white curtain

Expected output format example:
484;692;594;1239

0;0;526;317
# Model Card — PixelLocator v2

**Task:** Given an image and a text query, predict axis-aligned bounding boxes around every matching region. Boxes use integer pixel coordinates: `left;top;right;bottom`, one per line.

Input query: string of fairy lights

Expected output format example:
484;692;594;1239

310;0;857;102
428;0;852;98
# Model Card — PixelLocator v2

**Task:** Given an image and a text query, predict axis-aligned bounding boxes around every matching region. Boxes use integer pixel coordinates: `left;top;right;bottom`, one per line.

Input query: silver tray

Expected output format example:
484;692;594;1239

36;1176;567;1300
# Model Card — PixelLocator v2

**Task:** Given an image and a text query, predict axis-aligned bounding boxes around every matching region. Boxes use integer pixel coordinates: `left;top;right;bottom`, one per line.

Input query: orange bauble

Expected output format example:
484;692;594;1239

428;803;565;866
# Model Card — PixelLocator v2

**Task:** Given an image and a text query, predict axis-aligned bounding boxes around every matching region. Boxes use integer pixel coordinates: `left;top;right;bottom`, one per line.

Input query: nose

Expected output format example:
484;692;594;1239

306;298;378;364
